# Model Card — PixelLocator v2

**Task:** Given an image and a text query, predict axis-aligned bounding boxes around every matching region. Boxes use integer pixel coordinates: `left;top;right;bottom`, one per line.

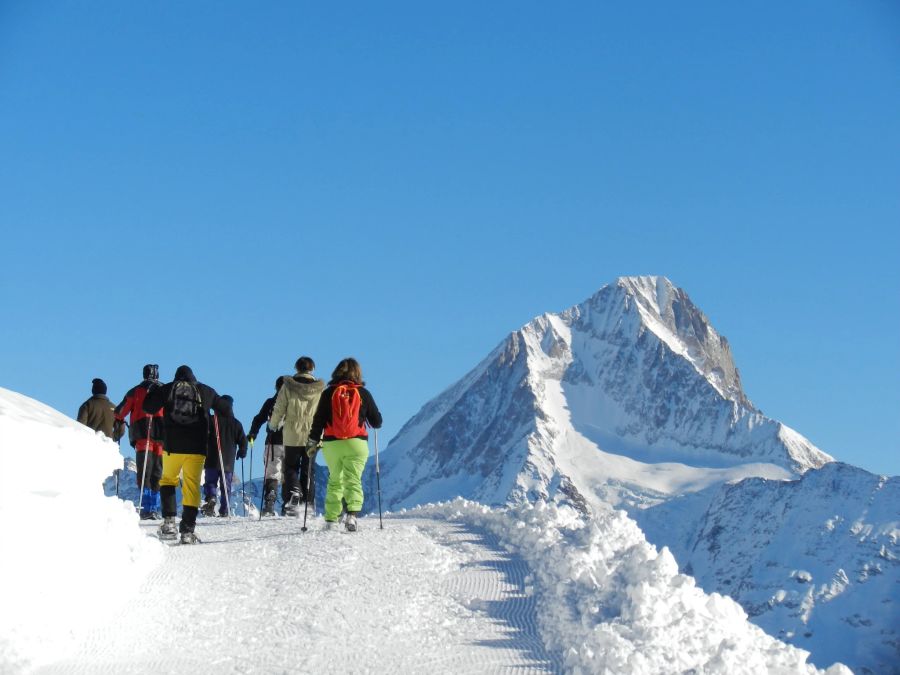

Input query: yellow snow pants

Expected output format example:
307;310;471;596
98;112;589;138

160;452;205;508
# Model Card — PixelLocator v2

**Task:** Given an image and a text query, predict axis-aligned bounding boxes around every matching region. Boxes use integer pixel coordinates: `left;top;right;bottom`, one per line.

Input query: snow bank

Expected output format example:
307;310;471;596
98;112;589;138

410;499;851;675
0;387;162;672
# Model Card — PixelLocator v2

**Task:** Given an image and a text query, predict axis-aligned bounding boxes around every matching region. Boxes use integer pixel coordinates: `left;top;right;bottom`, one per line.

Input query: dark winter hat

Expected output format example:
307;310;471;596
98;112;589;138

91;378;107;395
142;364;159;380
174;365;196;382
218;394;234;416
275;376;285;390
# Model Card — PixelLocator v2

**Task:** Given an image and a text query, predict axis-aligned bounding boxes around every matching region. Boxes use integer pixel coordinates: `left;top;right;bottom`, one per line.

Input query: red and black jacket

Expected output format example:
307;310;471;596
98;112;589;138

115;379;165;454
309;381;382;442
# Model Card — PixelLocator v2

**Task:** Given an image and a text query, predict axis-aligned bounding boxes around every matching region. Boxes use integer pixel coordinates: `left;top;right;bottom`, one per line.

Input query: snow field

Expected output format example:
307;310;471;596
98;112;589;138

0;388;162;672
411;499;851;674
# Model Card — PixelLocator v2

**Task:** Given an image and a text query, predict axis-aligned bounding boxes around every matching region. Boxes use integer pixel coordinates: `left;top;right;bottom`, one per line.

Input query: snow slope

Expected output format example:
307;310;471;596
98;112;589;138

636;462;900;674
380;276;831;513
0;387;162;672
1;386;850;674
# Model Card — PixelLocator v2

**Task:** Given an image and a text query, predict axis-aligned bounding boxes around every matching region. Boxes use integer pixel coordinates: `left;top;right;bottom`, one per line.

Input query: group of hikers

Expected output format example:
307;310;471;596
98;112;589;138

77;357;383;544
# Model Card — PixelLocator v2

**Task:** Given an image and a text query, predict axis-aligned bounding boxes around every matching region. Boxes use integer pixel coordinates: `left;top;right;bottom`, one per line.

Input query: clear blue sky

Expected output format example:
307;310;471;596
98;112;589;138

1;2;897;478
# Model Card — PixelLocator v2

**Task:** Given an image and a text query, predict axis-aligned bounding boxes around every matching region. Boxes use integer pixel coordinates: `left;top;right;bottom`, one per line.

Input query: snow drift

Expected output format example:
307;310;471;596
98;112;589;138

411;499;849;674
636;462;900;674
0;387;162;672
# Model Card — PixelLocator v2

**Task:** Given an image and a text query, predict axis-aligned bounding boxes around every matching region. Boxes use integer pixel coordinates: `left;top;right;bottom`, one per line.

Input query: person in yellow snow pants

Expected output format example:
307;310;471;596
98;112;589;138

159;452;206;514
321;438;369;522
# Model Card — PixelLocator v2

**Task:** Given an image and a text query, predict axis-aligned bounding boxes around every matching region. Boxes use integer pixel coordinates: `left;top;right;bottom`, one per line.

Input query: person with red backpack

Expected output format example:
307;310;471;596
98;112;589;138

307;358;382;532
114;364;165;519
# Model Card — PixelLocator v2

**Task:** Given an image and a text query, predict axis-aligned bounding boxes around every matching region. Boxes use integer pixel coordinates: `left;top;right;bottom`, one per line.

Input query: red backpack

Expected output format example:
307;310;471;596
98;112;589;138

326;383;366;439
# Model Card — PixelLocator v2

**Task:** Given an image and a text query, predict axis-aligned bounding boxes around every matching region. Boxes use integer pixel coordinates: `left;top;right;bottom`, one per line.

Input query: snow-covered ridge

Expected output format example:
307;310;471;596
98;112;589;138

0;387;162;671
636;462;900;674
409;499;849;674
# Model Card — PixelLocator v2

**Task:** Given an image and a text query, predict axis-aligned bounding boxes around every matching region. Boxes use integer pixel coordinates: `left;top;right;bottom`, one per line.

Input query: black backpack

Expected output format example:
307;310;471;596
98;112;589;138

168;380;203;426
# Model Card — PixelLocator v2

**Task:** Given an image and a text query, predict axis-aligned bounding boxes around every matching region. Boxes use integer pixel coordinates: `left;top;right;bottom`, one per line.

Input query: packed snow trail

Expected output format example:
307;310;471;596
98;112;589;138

39;514;562;675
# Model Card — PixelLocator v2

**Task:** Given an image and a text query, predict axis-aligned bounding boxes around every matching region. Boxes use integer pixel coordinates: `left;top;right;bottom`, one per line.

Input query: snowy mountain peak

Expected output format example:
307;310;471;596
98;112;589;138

578;276;750;407
382;276;831;514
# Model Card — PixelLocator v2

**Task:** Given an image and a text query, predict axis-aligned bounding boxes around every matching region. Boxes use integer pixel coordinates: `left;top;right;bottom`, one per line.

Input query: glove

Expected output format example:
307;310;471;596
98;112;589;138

237;449;247;459
306;439;320;458
247;433;256;444
112;419;126;443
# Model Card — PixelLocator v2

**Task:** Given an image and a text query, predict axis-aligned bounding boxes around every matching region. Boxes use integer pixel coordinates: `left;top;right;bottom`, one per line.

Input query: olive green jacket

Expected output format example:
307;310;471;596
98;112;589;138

77;395;117;439
268;373;325;447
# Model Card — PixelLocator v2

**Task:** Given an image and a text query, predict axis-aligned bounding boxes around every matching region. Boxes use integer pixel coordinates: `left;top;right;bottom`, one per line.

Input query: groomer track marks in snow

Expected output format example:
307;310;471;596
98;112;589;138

40;514;562;674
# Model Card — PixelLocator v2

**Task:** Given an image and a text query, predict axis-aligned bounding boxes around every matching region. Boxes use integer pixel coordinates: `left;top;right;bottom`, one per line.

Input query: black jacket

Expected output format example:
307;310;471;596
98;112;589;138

206;397;248;472
142;366;225;455
309;381;382;442
249;396;283;446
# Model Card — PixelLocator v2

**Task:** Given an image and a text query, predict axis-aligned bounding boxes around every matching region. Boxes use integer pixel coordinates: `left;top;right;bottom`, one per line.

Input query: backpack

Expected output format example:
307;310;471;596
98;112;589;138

168;380;203;426
328;383;364;439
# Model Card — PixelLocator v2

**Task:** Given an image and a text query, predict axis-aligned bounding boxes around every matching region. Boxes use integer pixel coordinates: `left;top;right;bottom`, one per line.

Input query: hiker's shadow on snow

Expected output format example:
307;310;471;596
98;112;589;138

438;523;564;673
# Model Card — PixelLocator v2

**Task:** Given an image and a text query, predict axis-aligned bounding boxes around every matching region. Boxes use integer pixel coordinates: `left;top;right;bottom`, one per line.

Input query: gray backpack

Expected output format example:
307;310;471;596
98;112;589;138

168;380;203;426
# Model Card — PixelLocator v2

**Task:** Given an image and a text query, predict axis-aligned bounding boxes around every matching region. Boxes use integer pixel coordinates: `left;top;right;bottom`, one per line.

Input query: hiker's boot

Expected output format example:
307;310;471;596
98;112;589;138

157;517;177;540
284;488;301;517
180;531;201;545
200;498;217;517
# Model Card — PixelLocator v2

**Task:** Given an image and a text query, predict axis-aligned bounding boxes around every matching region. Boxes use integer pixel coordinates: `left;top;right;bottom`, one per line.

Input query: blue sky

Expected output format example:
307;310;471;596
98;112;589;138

1;2;898;477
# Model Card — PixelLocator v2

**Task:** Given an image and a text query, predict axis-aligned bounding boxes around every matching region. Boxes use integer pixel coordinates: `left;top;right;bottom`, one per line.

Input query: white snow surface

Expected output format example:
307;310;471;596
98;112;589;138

0;387;162;672
38;502;846;675
0;386;851;674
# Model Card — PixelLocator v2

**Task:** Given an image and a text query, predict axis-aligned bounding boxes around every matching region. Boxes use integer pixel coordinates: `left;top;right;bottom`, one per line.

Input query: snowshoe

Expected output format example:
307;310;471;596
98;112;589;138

139;510;155;520
284;489;301;517
180;532;202;545
157;517;178;540
263;490;277;516
200;498;217;517
344;514;358;533
323;520;338;531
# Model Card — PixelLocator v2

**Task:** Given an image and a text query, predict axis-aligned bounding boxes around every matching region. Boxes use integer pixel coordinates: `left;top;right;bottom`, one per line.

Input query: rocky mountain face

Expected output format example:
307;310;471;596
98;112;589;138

635;462;899;675
380;276;831;512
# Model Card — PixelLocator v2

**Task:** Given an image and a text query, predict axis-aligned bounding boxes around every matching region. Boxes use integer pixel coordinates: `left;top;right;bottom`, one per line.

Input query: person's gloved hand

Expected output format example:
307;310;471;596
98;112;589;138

237;448;247;459
306;439;320;458
247;433;256;445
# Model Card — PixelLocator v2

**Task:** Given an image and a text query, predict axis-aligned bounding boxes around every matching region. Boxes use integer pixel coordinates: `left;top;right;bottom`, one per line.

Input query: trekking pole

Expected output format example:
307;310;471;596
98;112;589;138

301;452;314;532
137;417;152;514
375;429;383;530
213;414;231;517
258;442;269;521
241;456;246;517
248;439;254;517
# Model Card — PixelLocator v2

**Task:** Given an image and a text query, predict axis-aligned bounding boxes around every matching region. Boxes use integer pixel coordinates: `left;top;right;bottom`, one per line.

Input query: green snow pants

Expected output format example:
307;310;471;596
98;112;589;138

321;437;369;521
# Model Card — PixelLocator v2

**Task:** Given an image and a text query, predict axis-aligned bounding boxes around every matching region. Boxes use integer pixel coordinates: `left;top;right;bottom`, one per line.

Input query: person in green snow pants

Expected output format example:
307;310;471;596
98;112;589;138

321;437;369;519
307;358;383;532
